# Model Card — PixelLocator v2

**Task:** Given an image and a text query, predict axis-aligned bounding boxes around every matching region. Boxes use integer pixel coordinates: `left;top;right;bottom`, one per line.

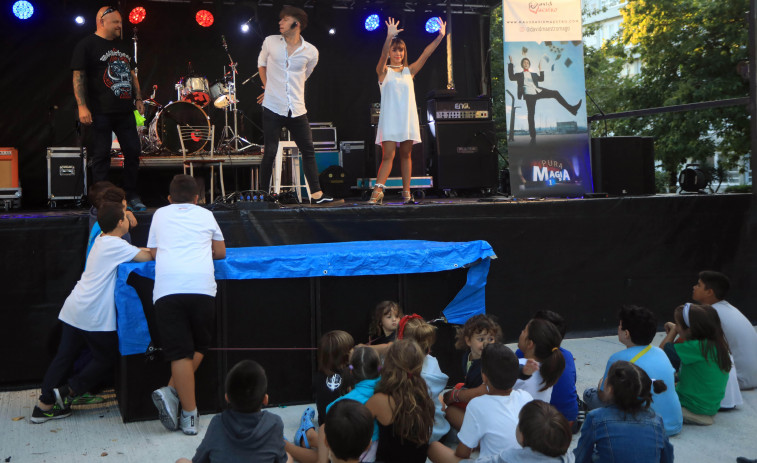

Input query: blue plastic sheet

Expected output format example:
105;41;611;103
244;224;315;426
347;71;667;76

116;240;496;355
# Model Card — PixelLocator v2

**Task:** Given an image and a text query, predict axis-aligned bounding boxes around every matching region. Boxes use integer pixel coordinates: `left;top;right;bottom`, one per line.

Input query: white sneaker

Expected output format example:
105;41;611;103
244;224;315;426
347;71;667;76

152;386;179;431
180;409;198;435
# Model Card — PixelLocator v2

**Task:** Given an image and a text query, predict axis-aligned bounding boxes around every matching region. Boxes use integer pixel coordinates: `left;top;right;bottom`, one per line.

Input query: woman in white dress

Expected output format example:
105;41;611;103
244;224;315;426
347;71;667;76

370;17;446;205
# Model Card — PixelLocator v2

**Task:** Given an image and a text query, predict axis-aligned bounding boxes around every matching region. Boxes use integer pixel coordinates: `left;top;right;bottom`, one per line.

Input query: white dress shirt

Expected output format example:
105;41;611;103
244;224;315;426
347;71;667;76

258;35;319;117
523;71;541;95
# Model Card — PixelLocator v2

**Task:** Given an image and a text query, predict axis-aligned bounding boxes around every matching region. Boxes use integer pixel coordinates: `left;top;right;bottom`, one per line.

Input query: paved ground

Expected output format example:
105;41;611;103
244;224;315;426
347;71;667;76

1;331;755;462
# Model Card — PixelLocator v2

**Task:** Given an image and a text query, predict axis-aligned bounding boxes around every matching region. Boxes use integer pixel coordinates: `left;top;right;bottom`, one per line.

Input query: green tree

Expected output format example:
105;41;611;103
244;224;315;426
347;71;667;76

595;0;750;186
490;5;508;168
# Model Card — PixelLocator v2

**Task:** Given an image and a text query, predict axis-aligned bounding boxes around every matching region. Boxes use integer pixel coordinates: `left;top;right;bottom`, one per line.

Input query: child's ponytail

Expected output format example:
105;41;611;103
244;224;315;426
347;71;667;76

528;319;565;391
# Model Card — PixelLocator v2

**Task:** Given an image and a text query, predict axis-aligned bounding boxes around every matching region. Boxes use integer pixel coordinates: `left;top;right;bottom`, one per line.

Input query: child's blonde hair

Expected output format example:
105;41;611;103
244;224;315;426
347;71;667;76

454;314;502;350
401;318;437;353
368;300;403;338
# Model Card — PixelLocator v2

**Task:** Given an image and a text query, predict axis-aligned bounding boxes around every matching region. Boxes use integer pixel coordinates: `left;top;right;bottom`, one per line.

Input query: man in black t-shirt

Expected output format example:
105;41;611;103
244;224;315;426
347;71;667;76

72;6;146;211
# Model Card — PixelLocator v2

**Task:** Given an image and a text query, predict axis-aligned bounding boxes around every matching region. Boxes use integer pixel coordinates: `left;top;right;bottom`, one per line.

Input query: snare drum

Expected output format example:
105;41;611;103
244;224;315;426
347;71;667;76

148;101;210;154
179;76;210;107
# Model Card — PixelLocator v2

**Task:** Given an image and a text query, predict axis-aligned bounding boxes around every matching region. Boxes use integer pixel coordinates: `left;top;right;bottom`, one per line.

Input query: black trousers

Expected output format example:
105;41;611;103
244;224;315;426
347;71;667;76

87;111;141;199
39;322;119;405
260;107;321;194
523;88;574;141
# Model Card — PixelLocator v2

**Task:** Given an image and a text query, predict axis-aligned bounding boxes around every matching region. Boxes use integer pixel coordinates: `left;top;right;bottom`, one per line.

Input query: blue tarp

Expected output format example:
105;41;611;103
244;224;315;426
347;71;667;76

116;240;497;355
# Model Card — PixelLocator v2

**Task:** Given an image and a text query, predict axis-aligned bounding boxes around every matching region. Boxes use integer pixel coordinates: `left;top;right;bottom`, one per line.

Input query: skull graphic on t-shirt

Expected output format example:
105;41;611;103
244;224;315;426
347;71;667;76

101;49;133;99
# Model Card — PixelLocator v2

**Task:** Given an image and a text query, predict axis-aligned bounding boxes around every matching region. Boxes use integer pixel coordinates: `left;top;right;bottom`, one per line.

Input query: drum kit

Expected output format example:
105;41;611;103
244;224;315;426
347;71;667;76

138;44;258;155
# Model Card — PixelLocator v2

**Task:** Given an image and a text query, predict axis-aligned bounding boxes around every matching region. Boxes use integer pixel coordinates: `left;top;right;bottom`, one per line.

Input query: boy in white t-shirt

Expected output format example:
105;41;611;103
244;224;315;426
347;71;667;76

429;343;534;463
32;202;152;423
148;174;226;436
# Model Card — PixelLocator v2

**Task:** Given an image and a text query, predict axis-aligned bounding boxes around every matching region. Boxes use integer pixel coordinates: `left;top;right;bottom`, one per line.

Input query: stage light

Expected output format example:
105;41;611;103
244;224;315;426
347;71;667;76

328;28;336;35
241;23;250;33
425;17;441;33
129;7;146;25
74;15;85;25
364;14;380;31
196;9;214;27
12;1;34;20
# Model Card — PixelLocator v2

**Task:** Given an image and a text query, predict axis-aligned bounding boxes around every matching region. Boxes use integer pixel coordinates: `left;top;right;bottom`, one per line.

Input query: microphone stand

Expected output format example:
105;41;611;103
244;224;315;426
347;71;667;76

216;37;255;153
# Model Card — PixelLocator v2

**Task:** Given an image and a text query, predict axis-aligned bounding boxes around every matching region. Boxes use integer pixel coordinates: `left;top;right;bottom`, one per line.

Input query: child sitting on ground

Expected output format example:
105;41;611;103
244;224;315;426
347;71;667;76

574;360;673;463
176;360;291;463
31;202;152;423
368;300;402;345
514;318;565;402
442;314;502;430
463;400;574;463
429;343;533;462
287;330;355;462
400;315;450;443
366;339;435;463
317;400;375;463
582;305;682;436
659;302;731;426
326;347;381;462
515;310;578;429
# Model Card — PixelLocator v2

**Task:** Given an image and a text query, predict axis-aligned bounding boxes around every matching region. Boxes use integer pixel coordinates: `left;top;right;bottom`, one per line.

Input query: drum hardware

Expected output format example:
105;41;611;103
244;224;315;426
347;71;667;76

215;35;256;154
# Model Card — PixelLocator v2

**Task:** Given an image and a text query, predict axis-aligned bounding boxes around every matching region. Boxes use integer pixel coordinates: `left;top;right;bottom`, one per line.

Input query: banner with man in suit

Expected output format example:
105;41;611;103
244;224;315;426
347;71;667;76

503;0;593;197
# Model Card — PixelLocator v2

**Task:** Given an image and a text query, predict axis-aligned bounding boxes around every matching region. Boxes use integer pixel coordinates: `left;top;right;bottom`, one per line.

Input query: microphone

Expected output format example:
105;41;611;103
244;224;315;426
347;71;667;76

221;35;228;50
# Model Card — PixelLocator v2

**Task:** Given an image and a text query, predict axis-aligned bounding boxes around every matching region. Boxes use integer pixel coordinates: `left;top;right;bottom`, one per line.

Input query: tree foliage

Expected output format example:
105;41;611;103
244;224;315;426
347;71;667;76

588;0;750;185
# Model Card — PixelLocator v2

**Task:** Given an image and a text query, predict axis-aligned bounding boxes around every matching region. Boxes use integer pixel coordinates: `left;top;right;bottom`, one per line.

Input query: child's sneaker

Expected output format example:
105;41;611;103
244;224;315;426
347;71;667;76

31;404;71;424
179;409;198;435
152;386;180;431
72;392;106;405
53;385;75;409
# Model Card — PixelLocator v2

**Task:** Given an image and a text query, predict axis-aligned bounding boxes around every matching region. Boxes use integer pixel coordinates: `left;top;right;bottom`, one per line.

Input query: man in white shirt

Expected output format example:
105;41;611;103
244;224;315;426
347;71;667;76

257;6;341;205
507;56;582;145
32;202;152;423
692;270;757;389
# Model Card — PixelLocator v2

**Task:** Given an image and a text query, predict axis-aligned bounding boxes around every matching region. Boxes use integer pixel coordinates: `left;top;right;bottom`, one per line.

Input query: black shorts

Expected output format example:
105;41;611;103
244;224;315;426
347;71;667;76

154;294;215;361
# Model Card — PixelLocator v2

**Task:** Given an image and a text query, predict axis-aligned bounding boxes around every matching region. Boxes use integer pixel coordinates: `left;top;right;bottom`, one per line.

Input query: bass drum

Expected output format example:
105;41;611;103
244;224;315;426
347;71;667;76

149;101;210;154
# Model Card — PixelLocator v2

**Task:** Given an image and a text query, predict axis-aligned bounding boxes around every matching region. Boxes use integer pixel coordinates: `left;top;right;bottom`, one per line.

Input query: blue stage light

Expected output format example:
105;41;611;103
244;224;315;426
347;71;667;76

425;17;441;33
75;16;85;25
12;1;34;20
365;14;380;31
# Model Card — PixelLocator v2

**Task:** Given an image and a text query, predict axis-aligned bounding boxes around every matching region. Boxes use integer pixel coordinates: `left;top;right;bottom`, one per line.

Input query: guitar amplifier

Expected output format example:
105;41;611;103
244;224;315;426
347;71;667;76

427;98;492;122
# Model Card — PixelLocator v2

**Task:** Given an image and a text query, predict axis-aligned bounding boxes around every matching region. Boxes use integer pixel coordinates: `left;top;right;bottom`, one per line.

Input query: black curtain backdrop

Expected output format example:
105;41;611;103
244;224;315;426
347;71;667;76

0;2;491;208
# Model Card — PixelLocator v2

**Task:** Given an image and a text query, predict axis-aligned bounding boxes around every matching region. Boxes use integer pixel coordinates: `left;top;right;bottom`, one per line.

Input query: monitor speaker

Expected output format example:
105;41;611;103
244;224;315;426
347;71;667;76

591;137;655;195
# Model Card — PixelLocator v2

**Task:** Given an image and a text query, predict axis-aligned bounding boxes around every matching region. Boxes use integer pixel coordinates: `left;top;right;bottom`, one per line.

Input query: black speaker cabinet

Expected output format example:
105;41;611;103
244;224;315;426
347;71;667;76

371;126;426;177
591;137;656;195
340;141;367;188
426;121;498;190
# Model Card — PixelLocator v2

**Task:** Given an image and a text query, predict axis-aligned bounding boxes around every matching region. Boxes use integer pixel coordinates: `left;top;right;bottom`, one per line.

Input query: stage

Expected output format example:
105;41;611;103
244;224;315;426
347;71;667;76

1;193;754;401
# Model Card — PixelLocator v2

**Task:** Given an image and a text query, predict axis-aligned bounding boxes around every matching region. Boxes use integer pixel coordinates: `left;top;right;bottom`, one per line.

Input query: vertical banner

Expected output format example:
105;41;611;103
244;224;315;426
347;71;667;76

503;0;593;197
